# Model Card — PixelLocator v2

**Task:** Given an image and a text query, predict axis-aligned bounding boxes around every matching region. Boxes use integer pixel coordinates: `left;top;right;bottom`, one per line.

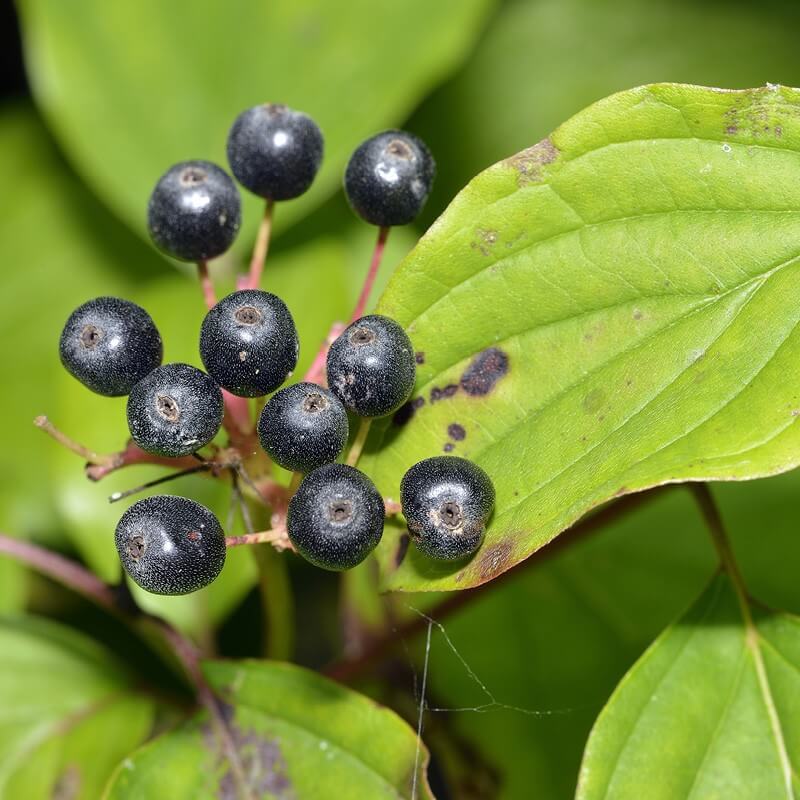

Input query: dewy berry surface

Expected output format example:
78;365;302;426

287;464;385;571
258;382;349;473
115;495;226;595
326;314;416;417
199;289;299;397
126;363;223;457
227;103;324;200
147;160;241;261
344;130;436;226
59;297;163;396
400;456;495;561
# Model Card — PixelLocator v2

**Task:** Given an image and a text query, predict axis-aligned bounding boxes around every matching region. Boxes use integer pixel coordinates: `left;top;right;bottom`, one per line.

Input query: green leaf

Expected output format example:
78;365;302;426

364;82;800;591
18;0;493;248
0;615;155;799
577;573;800;799
105;660;432;799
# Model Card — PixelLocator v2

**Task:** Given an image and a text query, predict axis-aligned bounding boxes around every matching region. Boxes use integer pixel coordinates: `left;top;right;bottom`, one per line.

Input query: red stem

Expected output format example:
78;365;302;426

0;533;117;610
221;390;253;439
303;322;346;387
85;441;202;481
197;260;217;309
350;226;390;322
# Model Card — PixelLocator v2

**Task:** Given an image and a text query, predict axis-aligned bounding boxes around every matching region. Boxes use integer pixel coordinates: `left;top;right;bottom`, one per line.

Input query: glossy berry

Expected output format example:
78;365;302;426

200;289;299;397
115;495;226;595
258;382;348;473
227;104;324;200
287;464;384;571
400;456;495;561
127;363;223;457
59;297;162;396
147;160;241;261
326;314;415;417
344;130;435;226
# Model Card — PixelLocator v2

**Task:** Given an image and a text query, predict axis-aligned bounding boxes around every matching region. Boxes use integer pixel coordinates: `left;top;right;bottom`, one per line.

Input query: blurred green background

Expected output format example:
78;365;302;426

2;0;800;797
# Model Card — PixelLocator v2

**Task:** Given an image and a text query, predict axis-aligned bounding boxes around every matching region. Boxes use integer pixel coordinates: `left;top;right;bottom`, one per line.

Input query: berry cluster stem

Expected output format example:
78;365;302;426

221;390;254;439
351;226;390;322
197;260;217;309
303;321;346;386
242;200;275;290
225;526;291;550
346;418;372;467
34;415;110;466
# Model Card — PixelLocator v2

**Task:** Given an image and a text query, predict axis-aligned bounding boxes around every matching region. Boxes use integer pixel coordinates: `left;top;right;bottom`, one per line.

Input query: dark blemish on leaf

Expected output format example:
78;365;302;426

205;714;295;800
775;125;783;137
443;443;455;453
430;384;459;403
614;486;628;497
478;541;513;582
582;388;606;414
415;351;426;365
460;348;509;396
632;308;643;320
505;137;559;186
725;124;738;135
471;228;499;257
448;423;466;441
395;533;410;567
52;765;81;800
392;396;425;426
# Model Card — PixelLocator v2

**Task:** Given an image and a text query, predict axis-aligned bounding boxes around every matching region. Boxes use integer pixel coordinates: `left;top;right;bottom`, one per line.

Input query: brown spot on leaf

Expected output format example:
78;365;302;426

448;423;466;441
52;765;81;800
460;348;509;396
505;137;559;186
415;351;426;365
430;384;459;403
471;228;499;257
443;442;455;453
478;541;513;582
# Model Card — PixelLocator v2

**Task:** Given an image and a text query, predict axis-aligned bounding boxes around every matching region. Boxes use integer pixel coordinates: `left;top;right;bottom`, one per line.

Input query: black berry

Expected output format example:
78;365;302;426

59;297;162;396
344;130;435;226
326;314;415;417
287;464;384;571
199;289;299;397
147;160;241;261
400;456;495;561
226;104;324;200
115;495;226;595
127;363;223;457
258;382;348;473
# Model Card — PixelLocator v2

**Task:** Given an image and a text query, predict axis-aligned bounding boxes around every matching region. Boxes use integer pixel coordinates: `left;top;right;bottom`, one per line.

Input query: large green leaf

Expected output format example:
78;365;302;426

577;573;800;799
364;82;800;591
105;659;432;799
18;0;493;248
0;616;155;799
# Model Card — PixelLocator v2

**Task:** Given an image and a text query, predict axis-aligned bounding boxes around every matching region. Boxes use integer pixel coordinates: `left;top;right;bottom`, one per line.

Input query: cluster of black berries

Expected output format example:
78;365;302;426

56;103;494;596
